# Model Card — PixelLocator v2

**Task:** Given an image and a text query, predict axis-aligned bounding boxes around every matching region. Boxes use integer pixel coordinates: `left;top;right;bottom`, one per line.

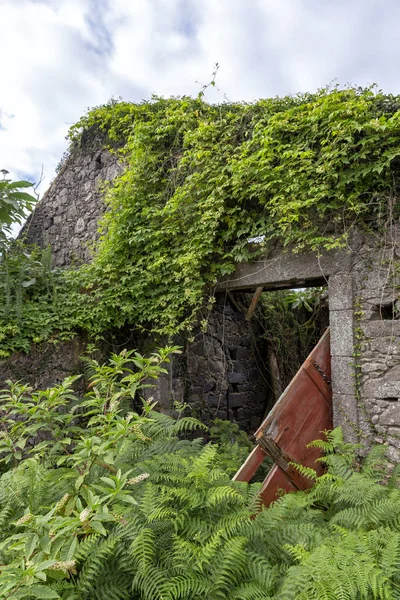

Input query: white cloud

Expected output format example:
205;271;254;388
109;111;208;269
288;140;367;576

0;0;102;186
0;0;399;202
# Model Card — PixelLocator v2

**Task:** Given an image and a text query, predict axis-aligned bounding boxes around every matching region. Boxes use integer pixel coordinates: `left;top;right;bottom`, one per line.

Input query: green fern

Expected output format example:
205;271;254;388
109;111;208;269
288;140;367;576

1;350;400;599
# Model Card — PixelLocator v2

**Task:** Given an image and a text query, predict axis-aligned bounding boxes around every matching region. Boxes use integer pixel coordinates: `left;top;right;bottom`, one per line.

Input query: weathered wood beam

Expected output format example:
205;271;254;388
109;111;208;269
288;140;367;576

245;286;264;320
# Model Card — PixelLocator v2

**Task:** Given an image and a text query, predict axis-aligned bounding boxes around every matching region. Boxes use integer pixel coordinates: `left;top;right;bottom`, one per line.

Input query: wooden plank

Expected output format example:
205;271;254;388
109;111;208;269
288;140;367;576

245;286;264;320
259;465;298;506
257;437;315;491
233;444;268;482
255;329;331;439
232;327;332;506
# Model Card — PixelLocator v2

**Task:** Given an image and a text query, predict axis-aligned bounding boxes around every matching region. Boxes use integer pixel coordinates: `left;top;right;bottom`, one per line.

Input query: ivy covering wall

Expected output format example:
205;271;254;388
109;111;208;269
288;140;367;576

1;86;400;356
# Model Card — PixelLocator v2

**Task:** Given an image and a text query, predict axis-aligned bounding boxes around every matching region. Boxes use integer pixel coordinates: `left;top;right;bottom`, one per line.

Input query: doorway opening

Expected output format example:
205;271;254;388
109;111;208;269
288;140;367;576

223;284;329;433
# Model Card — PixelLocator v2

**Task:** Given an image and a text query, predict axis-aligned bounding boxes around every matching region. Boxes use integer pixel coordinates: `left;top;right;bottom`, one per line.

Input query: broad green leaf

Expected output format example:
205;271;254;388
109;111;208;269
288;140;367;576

7;180;34;189
26;533;39;558
26;585;60;599
64;536;78;561
75;474;85;490
90;520;107;536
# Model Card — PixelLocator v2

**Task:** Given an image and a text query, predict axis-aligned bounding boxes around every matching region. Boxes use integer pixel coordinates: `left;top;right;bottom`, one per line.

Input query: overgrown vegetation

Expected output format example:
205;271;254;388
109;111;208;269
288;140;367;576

2;86;400;355
0;243;79;356
258;287;329;392
0;348;399;599
2;88;400;599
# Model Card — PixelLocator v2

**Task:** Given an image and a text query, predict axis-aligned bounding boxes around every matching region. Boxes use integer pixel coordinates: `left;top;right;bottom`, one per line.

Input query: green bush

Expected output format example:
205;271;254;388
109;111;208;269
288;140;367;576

0;347;399;599
0;177;36;249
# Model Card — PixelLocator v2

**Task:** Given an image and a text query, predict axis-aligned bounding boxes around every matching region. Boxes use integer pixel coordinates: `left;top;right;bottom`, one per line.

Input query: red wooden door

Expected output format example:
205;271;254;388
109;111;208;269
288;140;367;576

233;328;332;506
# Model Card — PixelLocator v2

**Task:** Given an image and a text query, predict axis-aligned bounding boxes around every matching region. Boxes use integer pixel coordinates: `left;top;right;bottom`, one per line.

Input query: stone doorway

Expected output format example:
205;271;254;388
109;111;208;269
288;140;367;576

154;284;329;435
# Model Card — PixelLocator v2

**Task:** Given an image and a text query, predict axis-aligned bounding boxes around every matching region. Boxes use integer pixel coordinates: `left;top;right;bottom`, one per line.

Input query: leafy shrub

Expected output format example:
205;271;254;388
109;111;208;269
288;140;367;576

0;176;36;249
0;347;399;599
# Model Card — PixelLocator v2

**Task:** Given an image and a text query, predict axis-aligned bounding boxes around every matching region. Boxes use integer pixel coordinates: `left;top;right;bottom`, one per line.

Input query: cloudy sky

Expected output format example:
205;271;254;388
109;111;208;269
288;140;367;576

1;0;400;196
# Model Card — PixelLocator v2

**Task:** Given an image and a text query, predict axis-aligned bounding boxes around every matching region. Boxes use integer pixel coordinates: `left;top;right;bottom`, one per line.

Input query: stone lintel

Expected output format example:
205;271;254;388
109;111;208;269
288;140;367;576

217;248;351;292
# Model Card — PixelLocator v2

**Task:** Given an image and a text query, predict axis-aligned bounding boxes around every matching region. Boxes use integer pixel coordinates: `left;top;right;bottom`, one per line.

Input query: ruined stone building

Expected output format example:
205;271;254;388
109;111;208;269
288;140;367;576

3;143;399;464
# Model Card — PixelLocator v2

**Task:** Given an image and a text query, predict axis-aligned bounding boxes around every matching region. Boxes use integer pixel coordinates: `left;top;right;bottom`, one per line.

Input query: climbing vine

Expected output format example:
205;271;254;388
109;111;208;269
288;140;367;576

2;86;400;355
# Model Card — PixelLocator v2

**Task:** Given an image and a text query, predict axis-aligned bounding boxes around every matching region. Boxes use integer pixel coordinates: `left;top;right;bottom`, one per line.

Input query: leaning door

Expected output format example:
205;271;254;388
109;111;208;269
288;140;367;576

233;327;332;506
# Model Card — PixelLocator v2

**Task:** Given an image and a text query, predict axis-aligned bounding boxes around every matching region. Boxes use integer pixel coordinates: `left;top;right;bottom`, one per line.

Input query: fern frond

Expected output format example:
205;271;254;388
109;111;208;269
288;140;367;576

132;565;170;600
76;535;120;598
166;575;212;599
289;462;317;481
129;527;156;570
205;485;243;507
229;581;274;599
170;416;206;435
211;536;248;596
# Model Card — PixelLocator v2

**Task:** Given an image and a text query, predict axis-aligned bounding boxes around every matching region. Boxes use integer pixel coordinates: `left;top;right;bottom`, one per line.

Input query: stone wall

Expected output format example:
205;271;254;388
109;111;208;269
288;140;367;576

173;297;269;431
14;149;308;434
0;294;272;433
13;146;400;455
22;148;121;266
219;232;400;460
0;337;88;394
354;229;400;463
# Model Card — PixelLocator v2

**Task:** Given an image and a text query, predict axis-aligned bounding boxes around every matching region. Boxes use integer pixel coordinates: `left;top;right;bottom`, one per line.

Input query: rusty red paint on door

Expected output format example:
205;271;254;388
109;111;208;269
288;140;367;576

233;328;332;506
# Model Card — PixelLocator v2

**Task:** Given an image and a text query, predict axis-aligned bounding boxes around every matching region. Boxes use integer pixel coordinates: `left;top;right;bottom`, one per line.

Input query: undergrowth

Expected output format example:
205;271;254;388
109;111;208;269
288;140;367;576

0;347;399;599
